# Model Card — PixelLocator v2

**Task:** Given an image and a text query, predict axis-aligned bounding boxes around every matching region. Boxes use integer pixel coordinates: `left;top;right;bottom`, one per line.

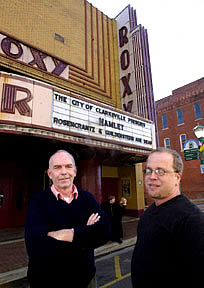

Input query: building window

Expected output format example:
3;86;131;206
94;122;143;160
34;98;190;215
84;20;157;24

177;109;184;125
162;114;168;129
164;138;170;148
194;103;202;120
180;134;186;151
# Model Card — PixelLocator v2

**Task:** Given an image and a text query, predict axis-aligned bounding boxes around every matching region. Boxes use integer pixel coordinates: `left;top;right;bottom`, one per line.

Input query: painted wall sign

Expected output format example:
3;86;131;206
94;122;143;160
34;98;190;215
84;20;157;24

0;33;69;80
52;91;153;148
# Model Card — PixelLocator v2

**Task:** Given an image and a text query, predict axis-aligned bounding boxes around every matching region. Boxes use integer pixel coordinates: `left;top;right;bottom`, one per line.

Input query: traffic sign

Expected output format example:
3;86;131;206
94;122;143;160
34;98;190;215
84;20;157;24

200;165;204;174
184;148;200;161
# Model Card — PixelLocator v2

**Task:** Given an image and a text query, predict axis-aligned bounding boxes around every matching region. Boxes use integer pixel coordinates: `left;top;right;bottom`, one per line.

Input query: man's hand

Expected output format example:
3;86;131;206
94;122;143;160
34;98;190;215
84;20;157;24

48;213;100;241
87;213;100;225
48;229;74;242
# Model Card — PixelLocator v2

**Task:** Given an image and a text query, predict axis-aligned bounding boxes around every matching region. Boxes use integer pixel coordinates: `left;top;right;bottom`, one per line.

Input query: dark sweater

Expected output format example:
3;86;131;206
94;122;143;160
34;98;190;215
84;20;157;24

25;188;110;287
101;202;126;240
131;194;204;288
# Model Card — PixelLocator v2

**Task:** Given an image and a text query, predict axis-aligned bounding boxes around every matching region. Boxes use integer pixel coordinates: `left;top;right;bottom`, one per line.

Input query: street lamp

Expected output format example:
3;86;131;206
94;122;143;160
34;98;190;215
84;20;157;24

193;124;204;164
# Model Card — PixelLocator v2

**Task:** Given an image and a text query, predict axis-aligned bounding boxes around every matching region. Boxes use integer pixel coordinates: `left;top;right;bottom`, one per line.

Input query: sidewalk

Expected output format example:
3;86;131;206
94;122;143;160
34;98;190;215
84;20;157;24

0;216;138;285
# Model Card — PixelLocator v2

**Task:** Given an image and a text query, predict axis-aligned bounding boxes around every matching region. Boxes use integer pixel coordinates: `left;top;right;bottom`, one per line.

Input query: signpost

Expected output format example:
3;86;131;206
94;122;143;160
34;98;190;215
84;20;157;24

184;148;200;161
200;165;204;174
184;139;200;161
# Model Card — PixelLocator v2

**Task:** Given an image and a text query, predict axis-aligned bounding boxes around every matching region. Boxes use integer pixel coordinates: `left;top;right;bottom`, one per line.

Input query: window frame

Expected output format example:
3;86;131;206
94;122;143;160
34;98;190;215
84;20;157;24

194;103;202;120
180;134;186;151
164;138;170;148
177;108;184;125
162;113;168;129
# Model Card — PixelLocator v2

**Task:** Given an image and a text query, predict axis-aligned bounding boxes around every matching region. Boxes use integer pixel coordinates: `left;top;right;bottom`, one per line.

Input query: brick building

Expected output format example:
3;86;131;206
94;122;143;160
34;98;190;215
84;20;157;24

156;77;204;201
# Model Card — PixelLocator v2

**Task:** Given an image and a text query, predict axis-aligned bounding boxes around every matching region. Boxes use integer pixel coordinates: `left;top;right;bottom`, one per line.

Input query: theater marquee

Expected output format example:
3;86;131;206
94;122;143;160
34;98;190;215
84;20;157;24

0;72;154;151
52;91;153;149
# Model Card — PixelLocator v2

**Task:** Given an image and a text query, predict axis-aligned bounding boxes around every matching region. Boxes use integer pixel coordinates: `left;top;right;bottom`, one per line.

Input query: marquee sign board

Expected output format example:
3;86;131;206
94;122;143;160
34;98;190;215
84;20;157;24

52;91;153;149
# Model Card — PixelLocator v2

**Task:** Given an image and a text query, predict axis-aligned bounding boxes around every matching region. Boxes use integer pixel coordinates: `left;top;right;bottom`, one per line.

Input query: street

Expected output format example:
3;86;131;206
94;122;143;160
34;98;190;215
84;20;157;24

0;246;134;288
96;246;133;288
0;203;204;288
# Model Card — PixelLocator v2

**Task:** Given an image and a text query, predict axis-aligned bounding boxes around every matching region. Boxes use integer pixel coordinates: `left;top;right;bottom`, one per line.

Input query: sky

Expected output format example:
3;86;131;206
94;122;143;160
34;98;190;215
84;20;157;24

89;0;204;100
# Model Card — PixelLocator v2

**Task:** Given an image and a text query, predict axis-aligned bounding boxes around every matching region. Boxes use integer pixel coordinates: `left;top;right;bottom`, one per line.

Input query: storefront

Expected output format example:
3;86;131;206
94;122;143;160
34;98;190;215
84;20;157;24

0;1;156;228
0;72;155;228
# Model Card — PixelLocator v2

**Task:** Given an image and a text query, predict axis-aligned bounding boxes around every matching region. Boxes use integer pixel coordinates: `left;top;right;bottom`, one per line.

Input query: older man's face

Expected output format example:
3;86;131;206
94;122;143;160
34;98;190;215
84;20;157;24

48;152;77;193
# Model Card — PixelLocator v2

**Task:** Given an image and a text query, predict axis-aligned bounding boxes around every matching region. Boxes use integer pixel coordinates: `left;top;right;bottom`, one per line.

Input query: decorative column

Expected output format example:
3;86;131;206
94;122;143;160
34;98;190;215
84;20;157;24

134;163;145;217
76;160;102;203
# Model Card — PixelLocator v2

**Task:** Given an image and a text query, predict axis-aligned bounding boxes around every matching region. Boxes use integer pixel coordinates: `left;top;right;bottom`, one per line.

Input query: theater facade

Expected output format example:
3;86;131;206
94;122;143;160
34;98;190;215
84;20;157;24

0;0;156;228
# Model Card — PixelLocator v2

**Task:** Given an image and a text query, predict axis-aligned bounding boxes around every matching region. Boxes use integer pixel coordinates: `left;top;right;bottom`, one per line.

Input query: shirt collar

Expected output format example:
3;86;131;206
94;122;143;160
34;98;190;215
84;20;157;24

51;184;78;204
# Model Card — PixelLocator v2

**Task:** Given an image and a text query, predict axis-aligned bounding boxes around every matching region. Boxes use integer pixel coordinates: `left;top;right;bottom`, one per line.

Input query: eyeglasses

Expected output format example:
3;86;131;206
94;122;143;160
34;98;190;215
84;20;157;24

143;168;178;176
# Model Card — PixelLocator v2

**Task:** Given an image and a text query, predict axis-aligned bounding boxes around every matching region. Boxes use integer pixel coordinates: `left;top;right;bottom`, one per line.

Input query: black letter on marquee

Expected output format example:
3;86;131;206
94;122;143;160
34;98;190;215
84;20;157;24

123;100;133;113
119;26;128;48
120;50;130;70
121;73;132;98
1;37;23;59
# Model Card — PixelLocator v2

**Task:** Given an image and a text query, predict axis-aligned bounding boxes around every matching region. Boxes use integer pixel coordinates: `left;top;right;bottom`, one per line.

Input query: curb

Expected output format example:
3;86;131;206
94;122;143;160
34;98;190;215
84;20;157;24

94;237;136;257
0;267;27;285
0;237;137;285
0;238;24;246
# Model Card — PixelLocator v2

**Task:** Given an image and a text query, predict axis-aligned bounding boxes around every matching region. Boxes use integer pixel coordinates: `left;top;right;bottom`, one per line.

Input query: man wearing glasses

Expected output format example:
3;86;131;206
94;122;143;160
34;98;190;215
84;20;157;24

131;147;204;288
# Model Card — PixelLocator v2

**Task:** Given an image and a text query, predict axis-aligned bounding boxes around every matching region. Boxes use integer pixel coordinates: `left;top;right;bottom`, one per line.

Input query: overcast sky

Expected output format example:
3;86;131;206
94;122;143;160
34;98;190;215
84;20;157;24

89;0;204;100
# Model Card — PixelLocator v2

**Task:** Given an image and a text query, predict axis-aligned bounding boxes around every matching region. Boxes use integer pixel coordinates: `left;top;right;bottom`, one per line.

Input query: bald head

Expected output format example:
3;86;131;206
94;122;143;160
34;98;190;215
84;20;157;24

49;150;76;169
